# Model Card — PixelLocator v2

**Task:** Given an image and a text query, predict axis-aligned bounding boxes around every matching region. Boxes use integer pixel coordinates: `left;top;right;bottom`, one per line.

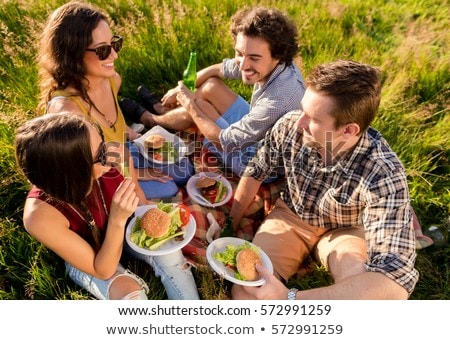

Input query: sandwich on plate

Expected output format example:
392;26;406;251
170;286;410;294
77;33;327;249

130;202;190;250
214;242;262;281
195;176;228;204
144;134;177;162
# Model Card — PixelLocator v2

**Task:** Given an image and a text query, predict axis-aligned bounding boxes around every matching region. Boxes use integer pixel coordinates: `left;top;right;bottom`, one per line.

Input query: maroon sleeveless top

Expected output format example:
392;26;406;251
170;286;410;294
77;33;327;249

27;167;123;248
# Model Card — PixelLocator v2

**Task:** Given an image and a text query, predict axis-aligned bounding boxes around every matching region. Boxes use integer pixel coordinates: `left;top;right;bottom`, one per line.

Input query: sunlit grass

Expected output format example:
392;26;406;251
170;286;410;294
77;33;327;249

0;0;448;300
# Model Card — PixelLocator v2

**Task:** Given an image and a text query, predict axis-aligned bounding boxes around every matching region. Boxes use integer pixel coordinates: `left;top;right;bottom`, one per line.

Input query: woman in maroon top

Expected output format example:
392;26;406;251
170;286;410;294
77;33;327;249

15;113;199;299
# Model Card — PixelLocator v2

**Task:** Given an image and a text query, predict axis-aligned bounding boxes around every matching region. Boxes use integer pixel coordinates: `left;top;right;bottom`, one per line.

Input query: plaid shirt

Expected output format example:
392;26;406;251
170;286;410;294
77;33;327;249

246;111;419;294
219;59;305;152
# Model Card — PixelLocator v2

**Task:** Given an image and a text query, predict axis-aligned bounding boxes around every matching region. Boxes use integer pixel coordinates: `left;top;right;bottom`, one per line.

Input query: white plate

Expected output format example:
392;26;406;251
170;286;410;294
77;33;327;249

125;205;196;256
133;126;186;164
206;237;273;286
186;172;233;207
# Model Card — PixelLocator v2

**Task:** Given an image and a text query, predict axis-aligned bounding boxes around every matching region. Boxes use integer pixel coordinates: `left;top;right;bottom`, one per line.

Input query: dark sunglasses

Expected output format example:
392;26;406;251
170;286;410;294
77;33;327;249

92;126;107;166
86;35;123;61
93;141;107;166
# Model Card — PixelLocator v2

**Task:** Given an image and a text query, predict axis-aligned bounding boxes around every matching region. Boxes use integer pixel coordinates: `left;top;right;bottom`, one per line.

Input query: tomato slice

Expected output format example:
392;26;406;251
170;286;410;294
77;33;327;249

153;152;163;161
178;203;191;226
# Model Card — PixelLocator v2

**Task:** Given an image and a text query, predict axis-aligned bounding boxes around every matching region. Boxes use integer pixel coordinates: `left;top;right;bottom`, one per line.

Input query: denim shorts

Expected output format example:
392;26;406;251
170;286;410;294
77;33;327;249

216;95;250;128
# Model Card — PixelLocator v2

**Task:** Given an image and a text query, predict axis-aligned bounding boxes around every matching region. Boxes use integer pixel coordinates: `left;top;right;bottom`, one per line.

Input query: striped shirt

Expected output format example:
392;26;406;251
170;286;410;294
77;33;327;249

219;58;305;152
246;111;419;294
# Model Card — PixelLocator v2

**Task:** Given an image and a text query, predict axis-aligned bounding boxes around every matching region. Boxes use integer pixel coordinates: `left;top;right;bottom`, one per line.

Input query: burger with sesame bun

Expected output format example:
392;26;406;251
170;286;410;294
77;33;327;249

130;202;191;251
140;208;171;238
214;242;263;281
236;248;262;281
144;134;165;149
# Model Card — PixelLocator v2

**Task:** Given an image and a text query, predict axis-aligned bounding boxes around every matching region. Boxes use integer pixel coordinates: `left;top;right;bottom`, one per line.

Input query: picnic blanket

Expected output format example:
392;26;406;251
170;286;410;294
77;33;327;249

143;128;285;265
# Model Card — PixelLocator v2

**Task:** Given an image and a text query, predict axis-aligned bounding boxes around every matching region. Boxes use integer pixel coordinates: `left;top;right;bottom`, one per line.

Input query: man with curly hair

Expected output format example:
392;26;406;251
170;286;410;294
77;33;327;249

122;7;305;176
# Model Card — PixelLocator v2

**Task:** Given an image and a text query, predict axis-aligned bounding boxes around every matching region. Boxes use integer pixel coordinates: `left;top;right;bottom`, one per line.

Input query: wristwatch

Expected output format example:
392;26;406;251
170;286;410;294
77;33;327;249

287;288;298;300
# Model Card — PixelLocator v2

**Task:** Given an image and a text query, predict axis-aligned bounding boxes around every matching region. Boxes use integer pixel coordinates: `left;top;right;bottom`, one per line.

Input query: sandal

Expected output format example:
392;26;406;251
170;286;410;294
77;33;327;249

137;85;160;114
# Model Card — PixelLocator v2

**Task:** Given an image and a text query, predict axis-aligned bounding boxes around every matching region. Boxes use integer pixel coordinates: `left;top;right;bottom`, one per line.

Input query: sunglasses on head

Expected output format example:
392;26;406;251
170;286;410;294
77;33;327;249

86;35;123;61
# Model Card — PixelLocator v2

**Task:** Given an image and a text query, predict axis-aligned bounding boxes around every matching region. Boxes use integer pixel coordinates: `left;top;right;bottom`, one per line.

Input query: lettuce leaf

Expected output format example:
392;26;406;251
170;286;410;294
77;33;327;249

214;180;227;203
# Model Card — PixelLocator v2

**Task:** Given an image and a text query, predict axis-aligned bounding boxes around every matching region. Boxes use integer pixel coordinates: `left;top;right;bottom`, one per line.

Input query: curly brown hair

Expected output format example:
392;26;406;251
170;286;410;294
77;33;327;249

230;7;299;66
36;1;108;112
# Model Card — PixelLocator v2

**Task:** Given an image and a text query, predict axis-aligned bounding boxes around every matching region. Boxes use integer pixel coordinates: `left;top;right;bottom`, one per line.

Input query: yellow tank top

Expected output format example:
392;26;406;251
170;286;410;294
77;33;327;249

49;78;127;143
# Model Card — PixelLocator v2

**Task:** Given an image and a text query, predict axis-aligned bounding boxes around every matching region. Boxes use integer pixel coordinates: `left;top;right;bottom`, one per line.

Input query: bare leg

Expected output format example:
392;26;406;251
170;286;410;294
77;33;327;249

195;77;238;114
109;275;145;299
139;77;239;130
153;102;172;115
140;106;194;131
326;237;368;283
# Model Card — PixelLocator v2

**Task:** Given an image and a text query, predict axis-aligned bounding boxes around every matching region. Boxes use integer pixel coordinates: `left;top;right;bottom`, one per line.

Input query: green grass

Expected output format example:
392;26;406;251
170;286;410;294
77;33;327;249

0;0;448;300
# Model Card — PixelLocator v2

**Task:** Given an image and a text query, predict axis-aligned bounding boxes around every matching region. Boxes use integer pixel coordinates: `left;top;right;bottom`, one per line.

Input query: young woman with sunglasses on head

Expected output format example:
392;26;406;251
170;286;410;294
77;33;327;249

15;113;199;300
36;1;179;200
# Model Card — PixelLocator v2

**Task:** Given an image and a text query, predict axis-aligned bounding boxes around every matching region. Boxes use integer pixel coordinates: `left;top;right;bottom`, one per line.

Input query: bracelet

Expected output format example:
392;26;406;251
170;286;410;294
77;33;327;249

287;288;298;300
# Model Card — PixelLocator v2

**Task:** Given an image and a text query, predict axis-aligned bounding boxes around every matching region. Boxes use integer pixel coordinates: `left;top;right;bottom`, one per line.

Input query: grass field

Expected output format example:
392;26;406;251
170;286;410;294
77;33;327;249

0;0;448;300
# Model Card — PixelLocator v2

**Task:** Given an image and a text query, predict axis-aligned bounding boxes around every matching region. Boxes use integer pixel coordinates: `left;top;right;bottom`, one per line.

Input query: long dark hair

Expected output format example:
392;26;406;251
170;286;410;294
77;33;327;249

15;113;94;205
37;1;108;112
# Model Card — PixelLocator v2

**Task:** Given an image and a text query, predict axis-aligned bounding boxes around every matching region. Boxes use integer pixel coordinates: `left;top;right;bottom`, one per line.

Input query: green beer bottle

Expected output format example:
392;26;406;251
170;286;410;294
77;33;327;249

182;52;197;91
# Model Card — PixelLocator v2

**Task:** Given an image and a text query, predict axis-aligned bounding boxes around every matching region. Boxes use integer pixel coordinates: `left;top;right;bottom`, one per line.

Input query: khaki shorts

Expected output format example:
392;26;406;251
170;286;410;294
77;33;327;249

253;199;365;281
